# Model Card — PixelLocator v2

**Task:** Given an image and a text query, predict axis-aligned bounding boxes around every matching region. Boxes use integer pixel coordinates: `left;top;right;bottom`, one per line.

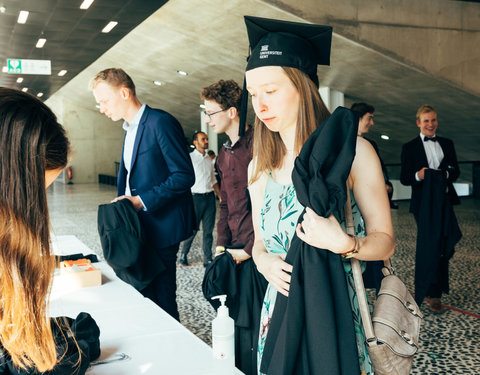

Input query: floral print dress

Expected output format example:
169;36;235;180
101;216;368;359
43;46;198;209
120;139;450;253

257;175;374;375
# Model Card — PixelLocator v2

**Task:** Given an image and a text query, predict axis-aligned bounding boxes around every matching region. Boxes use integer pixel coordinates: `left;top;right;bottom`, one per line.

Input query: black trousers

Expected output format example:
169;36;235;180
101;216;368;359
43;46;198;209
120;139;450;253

141;243;180;320
426;256;449;298
414;214;449;299
180;192;216;264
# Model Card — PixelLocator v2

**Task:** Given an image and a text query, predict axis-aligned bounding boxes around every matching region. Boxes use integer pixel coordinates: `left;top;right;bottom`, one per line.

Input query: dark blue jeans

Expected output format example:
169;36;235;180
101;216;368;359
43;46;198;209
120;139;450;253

180;192;216;264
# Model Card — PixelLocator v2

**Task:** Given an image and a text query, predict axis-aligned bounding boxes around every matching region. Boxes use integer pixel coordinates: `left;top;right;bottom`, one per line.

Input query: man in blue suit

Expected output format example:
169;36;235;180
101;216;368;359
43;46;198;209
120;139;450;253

91;68;195;320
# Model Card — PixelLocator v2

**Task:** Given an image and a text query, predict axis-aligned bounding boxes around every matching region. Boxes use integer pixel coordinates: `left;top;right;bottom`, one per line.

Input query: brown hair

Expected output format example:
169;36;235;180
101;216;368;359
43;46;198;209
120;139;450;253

416;104;436;121
250;67;330;183
201;79;243;112
0;88;70;371
90;68;136;96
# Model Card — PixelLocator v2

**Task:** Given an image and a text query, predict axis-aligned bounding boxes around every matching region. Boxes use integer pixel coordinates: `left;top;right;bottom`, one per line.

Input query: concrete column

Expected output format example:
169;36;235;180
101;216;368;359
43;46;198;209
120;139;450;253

319;87;344;112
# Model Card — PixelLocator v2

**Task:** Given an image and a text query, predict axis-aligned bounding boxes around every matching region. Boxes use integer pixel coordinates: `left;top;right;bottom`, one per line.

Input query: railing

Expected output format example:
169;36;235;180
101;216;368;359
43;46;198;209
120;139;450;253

98;161;120;186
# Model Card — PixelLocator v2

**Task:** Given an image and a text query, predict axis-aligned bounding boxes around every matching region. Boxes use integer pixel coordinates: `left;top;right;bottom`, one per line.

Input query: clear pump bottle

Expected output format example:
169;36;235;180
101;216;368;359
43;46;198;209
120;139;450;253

211;294;235;368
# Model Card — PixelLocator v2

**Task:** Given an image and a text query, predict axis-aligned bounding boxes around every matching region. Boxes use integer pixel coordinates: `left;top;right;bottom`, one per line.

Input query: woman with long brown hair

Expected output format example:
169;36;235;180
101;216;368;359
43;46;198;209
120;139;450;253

243;17;395;374
0;87;70;372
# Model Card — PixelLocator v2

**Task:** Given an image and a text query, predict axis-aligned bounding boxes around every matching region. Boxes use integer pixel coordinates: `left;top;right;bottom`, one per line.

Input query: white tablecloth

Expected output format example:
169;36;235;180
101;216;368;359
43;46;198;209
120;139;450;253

50;235;242;374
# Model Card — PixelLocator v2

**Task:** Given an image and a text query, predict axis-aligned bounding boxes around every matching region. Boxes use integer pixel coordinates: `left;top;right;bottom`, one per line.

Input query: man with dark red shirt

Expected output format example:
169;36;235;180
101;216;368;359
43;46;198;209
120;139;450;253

202;80;264;375
201;80;254;262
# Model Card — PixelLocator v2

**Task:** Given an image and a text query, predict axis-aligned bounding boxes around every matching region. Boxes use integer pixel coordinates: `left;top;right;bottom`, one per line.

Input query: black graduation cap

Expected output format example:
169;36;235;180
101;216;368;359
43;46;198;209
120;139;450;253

239;16;333;135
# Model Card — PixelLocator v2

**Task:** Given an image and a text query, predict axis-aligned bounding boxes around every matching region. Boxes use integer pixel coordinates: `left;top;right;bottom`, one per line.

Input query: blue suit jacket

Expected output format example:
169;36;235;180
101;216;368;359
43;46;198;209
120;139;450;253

118;105;195;249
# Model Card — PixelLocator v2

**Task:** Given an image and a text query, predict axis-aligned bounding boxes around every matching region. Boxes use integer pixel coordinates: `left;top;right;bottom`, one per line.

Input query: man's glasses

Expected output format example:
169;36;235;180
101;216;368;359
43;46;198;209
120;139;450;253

203;109;227;120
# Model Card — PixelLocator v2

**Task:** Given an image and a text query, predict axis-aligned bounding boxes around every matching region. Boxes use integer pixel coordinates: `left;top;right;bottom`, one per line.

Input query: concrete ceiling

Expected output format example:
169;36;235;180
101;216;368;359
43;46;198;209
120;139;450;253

0;0;167;98
7;0;479;169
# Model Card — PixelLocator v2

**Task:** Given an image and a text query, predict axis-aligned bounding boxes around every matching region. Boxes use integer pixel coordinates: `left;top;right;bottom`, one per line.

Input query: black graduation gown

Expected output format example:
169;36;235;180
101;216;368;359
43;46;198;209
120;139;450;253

414;169;462;305
203;251;268;375
260;107;361;375
0;312;100;375
97;199;165;291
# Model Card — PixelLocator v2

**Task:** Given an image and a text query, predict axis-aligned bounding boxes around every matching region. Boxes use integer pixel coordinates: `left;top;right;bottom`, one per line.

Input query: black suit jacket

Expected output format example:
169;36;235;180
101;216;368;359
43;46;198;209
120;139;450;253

400;135;460;216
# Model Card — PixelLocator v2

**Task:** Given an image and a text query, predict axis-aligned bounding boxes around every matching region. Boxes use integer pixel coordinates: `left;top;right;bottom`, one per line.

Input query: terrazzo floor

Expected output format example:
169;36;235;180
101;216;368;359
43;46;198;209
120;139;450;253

48;182;480;375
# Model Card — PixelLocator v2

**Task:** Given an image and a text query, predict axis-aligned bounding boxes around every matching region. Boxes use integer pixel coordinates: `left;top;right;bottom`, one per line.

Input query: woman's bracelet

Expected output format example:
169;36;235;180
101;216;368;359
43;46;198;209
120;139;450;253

341;234;359;259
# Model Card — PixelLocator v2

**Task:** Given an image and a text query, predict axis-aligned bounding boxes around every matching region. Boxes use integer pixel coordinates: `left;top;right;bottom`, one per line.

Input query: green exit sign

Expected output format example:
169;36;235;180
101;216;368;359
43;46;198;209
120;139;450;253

6;59;51;75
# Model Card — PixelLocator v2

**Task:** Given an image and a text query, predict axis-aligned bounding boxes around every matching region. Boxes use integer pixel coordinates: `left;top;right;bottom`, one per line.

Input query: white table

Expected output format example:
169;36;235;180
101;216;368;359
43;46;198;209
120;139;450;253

50;235;242;375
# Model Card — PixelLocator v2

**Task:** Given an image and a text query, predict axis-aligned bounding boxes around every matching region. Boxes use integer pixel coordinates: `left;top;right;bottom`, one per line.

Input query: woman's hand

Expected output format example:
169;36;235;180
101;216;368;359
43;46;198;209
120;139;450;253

256;252;293;297
296;207;353;254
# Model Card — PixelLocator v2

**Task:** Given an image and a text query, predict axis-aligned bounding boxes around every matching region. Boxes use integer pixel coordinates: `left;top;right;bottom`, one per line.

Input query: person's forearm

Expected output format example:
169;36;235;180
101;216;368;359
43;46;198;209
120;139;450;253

216;194;231;246
213;183;220;199
252;239;267;267
351;232;394;261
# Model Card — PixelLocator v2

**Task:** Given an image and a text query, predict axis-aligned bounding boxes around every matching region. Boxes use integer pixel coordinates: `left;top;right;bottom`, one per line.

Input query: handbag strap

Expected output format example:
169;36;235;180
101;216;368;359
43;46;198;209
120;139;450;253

343;187;377;342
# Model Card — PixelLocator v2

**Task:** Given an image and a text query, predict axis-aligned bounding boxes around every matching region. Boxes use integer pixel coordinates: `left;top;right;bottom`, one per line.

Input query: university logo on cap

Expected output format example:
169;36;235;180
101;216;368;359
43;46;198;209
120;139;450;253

259;44;283;60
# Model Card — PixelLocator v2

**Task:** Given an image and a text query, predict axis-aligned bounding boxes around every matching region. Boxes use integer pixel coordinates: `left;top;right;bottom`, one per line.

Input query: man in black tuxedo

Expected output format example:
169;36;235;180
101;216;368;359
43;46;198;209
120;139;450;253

400;104;460;313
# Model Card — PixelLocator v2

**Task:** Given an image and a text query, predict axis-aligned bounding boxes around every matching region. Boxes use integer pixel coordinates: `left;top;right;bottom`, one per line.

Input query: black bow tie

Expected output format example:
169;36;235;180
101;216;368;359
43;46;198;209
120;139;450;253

424;137;437;142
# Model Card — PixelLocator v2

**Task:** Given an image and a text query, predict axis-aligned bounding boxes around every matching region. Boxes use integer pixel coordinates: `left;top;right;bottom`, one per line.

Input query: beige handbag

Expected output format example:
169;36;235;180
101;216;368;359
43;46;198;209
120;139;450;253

344;189;423;375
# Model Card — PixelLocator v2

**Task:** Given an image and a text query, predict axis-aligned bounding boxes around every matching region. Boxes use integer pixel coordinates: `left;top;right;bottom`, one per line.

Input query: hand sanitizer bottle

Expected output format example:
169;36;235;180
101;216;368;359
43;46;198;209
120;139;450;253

211;294;235;368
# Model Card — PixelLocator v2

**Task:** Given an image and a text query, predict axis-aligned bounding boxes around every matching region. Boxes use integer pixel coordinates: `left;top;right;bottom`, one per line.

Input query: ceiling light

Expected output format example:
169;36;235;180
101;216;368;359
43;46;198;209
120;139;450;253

153;80;162;86
58;70;67;76
36;38;47;48
0;6;6;13
79;0;94;9
16;77;23;83
2;66;7;73
381;134;390;140
21;88;28;92
17;10;29;24
102;21;118;33
177;70;188;76
37;92;43;98
199;104;205;109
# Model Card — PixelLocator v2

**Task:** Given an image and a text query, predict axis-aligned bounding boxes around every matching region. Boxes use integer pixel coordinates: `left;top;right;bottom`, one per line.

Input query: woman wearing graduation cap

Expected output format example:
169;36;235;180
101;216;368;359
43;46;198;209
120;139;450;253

244;16;395;374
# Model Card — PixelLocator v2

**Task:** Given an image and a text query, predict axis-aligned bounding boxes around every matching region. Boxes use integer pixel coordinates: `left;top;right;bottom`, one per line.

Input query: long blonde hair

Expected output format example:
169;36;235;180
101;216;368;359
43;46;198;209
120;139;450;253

0;88;70;371
0;206;57;371
250;67;330;183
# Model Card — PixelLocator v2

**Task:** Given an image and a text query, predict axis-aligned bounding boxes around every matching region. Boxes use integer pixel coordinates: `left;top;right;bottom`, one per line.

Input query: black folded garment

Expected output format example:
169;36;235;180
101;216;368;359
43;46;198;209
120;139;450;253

0;312;101;375
57;253;99;263
202;251;268;375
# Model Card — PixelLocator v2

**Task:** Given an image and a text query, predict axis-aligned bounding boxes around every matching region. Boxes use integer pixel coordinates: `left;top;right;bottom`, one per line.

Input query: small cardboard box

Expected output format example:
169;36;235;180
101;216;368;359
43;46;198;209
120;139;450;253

58;259;102;288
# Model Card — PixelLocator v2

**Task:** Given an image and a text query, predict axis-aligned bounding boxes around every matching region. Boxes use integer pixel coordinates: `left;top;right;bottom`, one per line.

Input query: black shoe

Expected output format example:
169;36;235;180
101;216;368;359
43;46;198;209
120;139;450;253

390;203;399;209
180;255;188;266
203;260;212;268
429;298;443;313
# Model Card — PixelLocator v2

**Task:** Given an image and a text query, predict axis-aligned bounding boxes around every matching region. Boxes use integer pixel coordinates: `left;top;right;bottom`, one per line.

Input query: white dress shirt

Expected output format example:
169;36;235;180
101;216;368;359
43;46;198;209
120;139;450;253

123;104;146;198
416;133;444;181
190;149;216;194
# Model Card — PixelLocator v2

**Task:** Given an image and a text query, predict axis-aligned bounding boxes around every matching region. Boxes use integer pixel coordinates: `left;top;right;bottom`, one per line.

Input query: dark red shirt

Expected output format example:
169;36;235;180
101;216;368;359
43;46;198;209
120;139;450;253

216;126;254;255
